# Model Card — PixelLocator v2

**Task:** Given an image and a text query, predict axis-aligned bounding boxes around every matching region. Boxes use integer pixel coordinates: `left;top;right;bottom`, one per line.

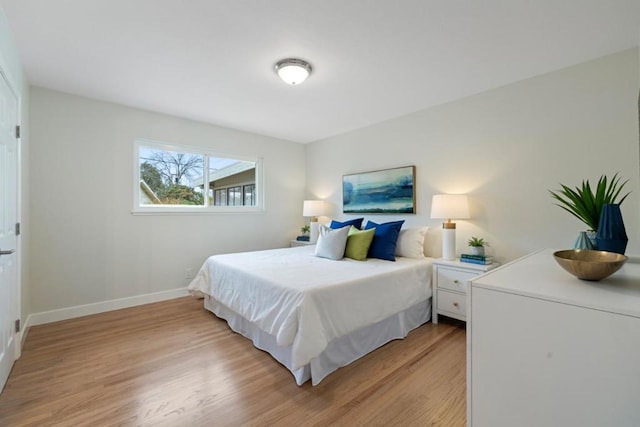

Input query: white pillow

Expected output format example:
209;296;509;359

315;224;350;260
395;227;429;258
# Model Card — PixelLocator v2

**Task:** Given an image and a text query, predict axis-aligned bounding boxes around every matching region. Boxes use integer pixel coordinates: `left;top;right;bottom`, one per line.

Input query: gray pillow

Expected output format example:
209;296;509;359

314;224;349;260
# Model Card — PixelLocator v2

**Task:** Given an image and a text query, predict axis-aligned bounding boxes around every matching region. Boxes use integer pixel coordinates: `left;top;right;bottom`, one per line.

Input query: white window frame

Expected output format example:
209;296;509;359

132;138;264;214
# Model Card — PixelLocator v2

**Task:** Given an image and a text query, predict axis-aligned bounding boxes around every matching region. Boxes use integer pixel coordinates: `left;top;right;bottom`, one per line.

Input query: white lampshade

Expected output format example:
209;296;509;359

303;200;325;218
430;194;470;220
275;58;312;85
430;194;470;261
303;200;324;244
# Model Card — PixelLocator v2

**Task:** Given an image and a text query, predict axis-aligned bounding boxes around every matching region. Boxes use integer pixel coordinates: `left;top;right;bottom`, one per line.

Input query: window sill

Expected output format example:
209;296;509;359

131;206;265;215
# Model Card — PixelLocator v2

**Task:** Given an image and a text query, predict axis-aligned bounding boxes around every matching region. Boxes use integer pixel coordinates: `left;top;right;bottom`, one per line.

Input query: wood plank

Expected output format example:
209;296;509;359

0;297;466;426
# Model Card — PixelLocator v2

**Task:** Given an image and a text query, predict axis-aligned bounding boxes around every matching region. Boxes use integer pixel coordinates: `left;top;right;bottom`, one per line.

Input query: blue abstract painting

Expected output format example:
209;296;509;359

343;166;415;214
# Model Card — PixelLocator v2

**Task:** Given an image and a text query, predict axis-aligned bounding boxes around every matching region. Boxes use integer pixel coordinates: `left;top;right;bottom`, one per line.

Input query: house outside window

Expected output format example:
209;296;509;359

244;184;255;206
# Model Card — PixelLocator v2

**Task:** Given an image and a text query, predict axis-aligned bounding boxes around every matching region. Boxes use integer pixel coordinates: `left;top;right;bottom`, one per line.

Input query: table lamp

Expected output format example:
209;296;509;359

303;200;325;243
430;194;470;260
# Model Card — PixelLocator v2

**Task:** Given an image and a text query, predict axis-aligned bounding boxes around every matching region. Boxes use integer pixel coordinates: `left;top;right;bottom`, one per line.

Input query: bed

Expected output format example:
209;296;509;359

187;244;433;385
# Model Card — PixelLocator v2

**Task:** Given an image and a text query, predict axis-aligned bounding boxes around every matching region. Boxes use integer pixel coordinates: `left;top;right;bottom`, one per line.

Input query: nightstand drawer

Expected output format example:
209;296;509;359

437;290;467;317
437;268;476;292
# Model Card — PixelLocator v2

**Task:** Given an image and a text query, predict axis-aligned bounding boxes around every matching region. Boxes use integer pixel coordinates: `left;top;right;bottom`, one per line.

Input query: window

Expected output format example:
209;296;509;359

211;184;256;207
134;139;263;213
244;184;255;206
213;188;227;206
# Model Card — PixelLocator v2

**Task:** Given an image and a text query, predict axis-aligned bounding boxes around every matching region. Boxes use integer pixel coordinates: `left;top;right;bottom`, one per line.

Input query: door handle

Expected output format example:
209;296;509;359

0;249;15;256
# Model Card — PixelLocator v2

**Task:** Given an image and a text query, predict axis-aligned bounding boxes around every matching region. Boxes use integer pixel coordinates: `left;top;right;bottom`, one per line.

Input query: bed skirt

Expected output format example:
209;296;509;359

203;295;432;386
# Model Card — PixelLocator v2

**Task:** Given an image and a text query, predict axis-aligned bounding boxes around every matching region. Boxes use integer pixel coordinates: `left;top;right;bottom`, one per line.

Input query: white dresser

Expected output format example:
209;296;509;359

467;249;640;427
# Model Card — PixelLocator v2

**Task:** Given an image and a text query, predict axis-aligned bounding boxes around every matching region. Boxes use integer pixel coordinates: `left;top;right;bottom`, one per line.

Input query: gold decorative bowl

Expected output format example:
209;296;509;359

553;249;628;281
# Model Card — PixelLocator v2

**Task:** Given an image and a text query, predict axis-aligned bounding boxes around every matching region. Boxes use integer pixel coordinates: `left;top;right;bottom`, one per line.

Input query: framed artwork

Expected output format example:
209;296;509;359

342;165;416;214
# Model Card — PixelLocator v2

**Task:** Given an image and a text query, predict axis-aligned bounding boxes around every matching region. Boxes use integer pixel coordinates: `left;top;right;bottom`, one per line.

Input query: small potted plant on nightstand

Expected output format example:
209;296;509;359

467;237;488;256
297;225;311;242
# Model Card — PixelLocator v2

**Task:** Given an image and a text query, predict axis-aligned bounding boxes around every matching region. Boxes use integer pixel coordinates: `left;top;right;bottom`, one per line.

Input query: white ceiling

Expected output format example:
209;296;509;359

2;1;640;143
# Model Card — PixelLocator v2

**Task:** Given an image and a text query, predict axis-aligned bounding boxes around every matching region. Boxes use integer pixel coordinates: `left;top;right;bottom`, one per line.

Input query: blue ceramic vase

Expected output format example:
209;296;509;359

573;231;595;250
595;204;628;254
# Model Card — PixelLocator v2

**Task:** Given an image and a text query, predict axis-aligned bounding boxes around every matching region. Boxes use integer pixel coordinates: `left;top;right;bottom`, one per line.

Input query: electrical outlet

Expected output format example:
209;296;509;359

185;268;193;279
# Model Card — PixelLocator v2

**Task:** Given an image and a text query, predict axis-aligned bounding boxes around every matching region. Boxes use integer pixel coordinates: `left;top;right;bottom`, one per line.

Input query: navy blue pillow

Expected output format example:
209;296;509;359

330;218;364;230
364;220;405;261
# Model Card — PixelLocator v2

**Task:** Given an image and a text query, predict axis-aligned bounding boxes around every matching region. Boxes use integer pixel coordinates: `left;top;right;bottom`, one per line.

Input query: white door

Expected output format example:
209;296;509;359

0;69;19;392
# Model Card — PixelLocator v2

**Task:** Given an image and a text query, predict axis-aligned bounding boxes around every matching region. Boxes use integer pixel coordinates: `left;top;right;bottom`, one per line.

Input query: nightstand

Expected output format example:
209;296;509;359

290;240;315;247
432;259;497;324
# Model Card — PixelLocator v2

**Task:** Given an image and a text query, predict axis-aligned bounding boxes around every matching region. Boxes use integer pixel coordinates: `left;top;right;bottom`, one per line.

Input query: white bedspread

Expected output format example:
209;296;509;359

188;245;432;370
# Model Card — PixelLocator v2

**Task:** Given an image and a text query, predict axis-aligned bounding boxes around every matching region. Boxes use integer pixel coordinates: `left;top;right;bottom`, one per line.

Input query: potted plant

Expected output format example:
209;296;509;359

549;173;630;247
297;224;311;241
468;237;488;256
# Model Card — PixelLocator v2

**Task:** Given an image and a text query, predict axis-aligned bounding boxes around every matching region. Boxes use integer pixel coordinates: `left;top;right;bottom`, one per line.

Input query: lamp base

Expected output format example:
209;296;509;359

309;221;320;244
442;228;456;260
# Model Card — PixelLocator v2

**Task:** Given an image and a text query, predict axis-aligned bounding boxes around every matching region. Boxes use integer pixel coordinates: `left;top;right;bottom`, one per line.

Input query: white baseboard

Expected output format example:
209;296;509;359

24;287;190;328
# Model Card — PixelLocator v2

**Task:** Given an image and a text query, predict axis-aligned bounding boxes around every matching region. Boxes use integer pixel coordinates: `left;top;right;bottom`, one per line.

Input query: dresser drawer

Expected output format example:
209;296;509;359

437;267;476;292
437;290;467;317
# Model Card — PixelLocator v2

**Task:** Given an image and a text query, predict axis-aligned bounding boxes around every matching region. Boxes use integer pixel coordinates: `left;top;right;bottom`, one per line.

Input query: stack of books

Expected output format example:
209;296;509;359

460;254;493;265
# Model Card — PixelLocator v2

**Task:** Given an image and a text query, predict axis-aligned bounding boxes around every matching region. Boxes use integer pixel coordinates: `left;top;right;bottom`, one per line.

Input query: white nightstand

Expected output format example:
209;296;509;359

432;259;497;324
290;240;315;247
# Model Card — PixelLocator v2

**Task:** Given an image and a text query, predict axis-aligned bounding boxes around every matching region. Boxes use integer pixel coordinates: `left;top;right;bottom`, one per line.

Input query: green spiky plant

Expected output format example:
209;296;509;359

549;173;630;232
468;237;488;247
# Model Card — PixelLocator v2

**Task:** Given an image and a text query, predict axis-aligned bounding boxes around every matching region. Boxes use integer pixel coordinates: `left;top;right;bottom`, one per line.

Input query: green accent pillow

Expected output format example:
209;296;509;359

345;226;375;261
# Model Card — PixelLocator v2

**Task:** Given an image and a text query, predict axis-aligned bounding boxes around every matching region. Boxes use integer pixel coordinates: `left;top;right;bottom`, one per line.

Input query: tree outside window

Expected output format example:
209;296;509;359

139;148;204;205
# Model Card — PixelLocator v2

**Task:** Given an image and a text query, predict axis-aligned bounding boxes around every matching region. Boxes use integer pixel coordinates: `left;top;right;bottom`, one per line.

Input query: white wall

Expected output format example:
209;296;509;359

0;5;30;335
306;49;640;263
29;88;305;313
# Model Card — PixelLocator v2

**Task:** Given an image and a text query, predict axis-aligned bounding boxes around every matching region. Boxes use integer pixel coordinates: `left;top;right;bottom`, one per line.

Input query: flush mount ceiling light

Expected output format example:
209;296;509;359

274;58;312;85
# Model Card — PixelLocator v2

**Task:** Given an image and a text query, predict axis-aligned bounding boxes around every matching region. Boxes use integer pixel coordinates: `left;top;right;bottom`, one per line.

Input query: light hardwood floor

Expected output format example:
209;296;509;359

0;297;466;426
